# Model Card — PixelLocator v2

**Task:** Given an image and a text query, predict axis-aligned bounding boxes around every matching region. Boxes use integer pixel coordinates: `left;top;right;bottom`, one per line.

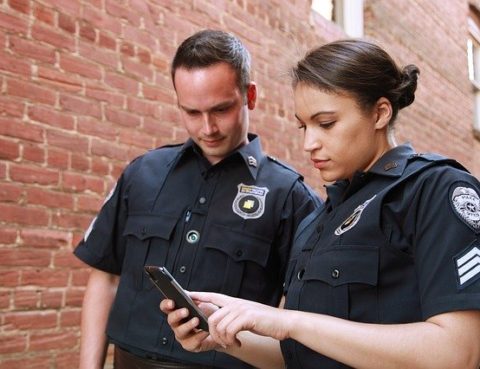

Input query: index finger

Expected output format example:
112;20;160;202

189;292;236;307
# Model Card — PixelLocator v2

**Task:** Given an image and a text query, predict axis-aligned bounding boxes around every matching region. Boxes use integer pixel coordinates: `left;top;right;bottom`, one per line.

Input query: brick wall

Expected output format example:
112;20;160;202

0;1;478;368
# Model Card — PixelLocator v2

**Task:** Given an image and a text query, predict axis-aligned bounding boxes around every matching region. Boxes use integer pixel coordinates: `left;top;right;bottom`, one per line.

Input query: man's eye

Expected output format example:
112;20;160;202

186;111;200;116
215;106;230;113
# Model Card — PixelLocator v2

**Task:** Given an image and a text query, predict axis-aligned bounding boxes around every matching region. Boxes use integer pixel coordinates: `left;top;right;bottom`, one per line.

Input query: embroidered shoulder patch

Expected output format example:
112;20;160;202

232;184;269;220
455;244;480;289
450;184;480;232
83;183;117;242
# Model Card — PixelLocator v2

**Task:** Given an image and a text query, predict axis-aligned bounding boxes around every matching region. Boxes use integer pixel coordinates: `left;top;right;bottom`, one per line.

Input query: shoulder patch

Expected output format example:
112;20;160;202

83;183;117;242
449;182;480;233
454;243;480;289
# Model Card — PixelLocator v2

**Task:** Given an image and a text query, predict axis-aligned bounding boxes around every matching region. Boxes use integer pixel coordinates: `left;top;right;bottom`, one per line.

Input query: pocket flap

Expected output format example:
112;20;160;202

303;246;379;287
203;224;272;267
123;213;177;240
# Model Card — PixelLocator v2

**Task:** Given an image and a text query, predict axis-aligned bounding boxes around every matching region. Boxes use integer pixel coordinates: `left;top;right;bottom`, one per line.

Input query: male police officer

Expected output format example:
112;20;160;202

75;29;320;369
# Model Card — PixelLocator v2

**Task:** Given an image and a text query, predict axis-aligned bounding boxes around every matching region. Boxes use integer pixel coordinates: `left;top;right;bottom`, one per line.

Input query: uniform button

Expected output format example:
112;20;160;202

186;230;200;244
199;197;206;204
161;337;168;345
331;268;340;279
235;249;243;257
179;266;186;273
297;269;305;280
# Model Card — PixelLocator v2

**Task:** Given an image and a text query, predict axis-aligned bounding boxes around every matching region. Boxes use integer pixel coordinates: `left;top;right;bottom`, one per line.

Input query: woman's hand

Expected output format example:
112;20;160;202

162;293;286;369
159;298;219;352
190;292;292;348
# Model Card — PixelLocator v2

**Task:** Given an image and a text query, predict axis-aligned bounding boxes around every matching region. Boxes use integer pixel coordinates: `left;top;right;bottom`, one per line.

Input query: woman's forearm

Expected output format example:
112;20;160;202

223;331;285;369
287;310;480;369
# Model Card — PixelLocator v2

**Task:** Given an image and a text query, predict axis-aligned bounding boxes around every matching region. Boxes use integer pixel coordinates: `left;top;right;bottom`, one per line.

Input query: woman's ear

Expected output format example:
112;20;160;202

374;97;392;129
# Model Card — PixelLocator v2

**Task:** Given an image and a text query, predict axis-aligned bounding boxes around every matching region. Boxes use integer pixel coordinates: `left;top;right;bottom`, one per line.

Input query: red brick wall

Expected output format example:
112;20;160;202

365;0;480;175
0;1;478;368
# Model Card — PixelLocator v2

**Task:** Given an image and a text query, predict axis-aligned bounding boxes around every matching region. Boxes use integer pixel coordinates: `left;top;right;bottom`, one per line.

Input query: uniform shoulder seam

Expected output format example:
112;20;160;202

266;155;301;175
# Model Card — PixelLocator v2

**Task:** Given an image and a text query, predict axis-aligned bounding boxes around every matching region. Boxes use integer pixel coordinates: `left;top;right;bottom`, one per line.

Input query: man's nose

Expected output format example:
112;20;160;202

202;114;217;135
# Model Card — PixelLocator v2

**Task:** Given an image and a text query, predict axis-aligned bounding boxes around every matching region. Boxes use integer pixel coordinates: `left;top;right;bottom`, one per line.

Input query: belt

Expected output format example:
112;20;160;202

114;346;217;369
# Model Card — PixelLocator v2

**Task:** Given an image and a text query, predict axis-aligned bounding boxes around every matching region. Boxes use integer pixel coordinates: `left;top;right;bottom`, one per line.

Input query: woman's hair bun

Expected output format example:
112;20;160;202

397;64;420;109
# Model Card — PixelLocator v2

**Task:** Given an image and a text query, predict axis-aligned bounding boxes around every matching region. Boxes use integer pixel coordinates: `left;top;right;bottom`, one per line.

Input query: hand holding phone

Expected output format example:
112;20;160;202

144;265;209;331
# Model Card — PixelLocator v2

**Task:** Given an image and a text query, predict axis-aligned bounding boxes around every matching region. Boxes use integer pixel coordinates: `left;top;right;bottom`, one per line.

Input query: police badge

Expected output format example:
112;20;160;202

232;183;269;219
450;184;480;232
334;195;376;236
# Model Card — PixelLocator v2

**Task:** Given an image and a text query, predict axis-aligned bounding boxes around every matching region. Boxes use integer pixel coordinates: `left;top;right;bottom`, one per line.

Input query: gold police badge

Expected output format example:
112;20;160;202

232;184;269;219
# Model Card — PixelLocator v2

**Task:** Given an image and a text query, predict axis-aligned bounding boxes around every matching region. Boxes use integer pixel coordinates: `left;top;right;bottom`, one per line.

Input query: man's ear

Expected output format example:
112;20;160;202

246;82;257;110
374;97;392;129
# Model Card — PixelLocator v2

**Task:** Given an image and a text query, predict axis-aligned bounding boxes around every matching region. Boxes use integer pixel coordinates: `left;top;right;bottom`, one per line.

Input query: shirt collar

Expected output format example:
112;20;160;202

236;134;265;179
175;133;265;180
324;143;417;209
367;143;416;177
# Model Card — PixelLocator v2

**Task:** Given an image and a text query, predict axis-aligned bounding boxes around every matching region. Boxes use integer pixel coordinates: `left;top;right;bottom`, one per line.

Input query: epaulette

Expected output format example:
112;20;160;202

266;155;302;177
412;153;468;172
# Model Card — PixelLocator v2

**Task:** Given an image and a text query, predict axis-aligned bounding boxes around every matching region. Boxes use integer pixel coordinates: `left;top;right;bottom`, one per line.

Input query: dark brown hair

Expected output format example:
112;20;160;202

292;39;420;123
171;29;251;93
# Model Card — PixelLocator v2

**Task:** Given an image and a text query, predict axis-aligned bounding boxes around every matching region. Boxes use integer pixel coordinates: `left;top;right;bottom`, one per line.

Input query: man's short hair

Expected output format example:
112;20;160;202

171;29;251;93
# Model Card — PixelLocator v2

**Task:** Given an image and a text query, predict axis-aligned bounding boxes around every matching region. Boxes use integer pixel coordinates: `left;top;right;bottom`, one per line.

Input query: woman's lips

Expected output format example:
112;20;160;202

311;159;329;169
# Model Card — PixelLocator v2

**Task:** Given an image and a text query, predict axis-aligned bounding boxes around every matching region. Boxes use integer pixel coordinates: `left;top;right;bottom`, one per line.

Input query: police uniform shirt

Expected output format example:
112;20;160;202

74;134;320;368
281;144;480;369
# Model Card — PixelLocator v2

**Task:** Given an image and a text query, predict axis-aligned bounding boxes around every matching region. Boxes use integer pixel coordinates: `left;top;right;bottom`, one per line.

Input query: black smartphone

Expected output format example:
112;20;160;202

144;265;209;331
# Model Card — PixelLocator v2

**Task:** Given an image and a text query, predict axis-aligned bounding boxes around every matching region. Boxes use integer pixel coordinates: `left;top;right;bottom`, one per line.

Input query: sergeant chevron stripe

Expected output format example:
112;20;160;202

456;246;480;287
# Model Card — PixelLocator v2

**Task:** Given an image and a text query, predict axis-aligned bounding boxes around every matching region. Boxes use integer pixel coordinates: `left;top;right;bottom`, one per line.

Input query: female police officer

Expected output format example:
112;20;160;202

161;39;480;369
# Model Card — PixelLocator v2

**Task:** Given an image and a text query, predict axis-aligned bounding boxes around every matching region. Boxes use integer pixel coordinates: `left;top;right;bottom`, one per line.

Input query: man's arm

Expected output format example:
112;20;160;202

79;269;120;369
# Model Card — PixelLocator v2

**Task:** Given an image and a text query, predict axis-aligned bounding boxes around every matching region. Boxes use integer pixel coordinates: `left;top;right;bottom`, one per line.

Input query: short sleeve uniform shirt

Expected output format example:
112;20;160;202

74;134;320;368
281;144;480;369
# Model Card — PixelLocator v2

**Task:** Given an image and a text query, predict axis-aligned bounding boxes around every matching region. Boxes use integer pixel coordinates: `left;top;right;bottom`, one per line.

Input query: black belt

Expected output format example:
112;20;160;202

114;346;217;369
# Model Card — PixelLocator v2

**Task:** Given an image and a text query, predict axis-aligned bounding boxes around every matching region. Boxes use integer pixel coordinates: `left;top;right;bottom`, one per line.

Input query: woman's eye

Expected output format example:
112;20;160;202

297;124;306;130
319;121;336;128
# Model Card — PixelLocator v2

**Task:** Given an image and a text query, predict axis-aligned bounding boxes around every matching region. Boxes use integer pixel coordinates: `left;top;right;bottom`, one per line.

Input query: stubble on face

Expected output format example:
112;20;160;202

174;63;250;164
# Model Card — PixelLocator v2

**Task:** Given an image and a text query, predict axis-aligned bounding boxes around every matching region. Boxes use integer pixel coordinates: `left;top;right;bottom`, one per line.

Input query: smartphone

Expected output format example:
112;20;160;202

144;265;209;331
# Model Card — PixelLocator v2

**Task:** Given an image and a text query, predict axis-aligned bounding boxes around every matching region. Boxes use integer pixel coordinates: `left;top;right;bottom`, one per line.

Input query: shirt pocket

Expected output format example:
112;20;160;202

198;223;272;298
122;213;178;291
302;246;379;320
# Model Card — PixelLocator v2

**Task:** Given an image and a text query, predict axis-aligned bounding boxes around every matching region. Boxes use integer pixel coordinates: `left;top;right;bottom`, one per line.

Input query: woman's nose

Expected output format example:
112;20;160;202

303;128;321;152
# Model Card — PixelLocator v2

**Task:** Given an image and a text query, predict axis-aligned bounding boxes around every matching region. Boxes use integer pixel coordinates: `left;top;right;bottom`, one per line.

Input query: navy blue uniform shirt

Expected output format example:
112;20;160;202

282;144;480;369
74;134;320;368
